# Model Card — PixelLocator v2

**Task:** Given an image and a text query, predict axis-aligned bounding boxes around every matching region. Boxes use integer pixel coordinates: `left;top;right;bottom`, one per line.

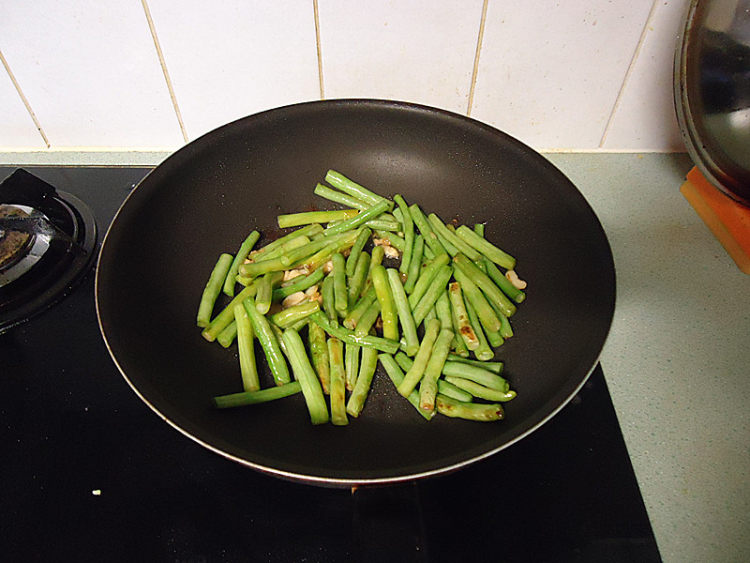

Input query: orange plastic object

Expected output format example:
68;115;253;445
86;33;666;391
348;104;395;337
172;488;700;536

680;166;750;274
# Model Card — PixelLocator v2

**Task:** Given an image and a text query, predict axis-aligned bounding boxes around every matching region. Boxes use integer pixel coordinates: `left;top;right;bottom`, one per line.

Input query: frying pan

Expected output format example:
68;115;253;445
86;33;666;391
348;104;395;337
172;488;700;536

96;99;615;486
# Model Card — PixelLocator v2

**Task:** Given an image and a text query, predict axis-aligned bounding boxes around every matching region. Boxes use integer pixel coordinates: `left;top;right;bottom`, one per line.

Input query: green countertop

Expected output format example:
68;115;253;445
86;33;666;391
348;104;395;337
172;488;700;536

2;150;748;562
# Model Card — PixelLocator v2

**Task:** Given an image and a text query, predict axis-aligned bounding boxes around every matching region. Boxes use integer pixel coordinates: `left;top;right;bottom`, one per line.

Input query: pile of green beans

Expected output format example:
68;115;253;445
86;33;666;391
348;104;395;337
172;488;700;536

197;170;526;425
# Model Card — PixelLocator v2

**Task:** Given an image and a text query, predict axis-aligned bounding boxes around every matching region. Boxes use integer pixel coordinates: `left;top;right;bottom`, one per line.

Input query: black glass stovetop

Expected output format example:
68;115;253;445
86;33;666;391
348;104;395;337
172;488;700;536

0;167;660;562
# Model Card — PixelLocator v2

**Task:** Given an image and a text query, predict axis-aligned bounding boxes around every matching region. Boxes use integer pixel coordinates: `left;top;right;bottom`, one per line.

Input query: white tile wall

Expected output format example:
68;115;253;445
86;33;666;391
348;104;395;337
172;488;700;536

0;0;690;153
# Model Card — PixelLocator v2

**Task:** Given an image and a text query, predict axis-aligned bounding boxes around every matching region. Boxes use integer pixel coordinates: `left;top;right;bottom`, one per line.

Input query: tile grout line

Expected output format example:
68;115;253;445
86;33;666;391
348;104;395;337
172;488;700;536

466;0;489;116
141;0;189;143
598;0;660;148
0;49;51;148
313;0;325;100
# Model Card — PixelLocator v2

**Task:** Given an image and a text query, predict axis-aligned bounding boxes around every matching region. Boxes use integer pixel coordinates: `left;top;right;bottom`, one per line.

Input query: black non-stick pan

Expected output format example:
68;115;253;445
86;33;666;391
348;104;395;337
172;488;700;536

96;99;615;486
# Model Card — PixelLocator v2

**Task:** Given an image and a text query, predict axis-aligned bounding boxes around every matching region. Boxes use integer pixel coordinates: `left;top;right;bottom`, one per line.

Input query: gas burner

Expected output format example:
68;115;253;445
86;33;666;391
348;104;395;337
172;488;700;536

0;169;97;333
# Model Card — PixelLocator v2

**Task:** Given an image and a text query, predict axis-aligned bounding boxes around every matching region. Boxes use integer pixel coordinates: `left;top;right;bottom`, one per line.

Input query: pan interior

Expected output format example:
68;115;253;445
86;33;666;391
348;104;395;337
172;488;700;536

96;100;615;484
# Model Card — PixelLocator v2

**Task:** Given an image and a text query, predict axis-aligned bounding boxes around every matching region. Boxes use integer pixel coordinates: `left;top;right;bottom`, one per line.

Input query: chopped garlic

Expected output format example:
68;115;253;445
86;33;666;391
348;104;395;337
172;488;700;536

373;238;400;259
283;268;306;282
322;259;334;274
305;285;322;303
505;269;527;290
282;291;308;309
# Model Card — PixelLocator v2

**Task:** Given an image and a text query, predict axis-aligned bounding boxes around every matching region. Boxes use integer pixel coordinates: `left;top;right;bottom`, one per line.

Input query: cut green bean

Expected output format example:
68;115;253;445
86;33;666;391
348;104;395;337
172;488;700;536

499;312;514;339
309;311;400;354
446;354;504;374
453;253;516;318
409;203;447;258
328;337;348;425
308;321;331;394
290;230;361;273
369;244;385;274
254;234;311;263
273;268;326;301
378;354;434;421
444;376;516;402
243;299;290;385
332;252;348;317
474;223;485;237
368;218;401;232
435;290;453;331
397;318;441;397
238;255;286;278
345;342;360;391
278;209;358;229
202;283;258;342
403;234;424;294
374;231;405;253
223;231;260;297
325;170;393;210
323;200;389;237
353;299;381;337
449;304;470;357
463;297;494;361
255;271;283;315
371;265;399;341
447;282;479;350
442;361;509;391
345;227;372;277
347;251;370;308
344;285;378;330
435;394;504;421
427;213;482;261
393;195;414;274
234;304;259;391
213;381;302;409
251;223;324;261
452;267;502;334
483;258;526;304
216;320;238;348
386;268;419;356
281;328;329;424
418;328;455;413
455;225;516;270
197;253;234;327
393;353;473;403
412;265;454;327
407;253;450;309
314;182;370;210
346;346;379;417
321;273;337;323
279;230;357;268
270;300;320;329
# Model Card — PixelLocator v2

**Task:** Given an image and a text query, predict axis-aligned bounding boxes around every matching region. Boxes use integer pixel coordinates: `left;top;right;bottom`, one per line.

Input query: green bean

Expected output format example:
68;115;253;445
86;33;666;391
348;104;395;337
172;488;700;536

323;200;389;237
254;234;311;262
463;297;494;361
353;299;381;337
223;231;260;297
309;311;400;354
407;253;450;309
314;182;370;210
369;244;385;274
238;255;286;278
435;290;453;331
213;381;302;409
217;321;238;348
386;268;419;357
273;268;326;301
278;209;358;228
435;394;504;421
442;361;509;391
427;216;459;255
403;234;424;294
444;376;516;402
371;265;399;341
483;257;526;304
446;354;504;374
243;299;290;385
347;252;370;308
418;328;455;412
255;271;283;315
345;227;372;277
332;252;348;317
374;231;405;252
281;328;329;425
412;265;454;327
452;267;502;333
325;170;393;210
346;346;379;417
344;285;378;330
345;342;360;391
202;283;258;342
447;282;479;350
393;353;473;403
292;230;361;272
427;213;482;261
248;223;323;262
455;225;516;270
234;304;259;391
378;354;434;421
474;222;485;237
368;218;401;232
409;203;447;258
397;318;441;397
453;254;516;318
197;253;234;327
279;230;357;268
270;300;320;329
499;312;514;339
394;195;414;274
321;273;338;323
449;304;470;357
308;321;331;394
327;337;348;425
483;320;505;348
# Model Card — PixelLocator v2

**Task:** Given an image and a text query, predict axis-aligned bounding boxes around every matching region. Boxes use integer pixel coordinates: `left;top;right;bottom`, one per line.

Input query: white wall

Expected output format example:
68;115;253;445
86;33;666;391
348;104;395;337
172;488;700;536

0;0;689;152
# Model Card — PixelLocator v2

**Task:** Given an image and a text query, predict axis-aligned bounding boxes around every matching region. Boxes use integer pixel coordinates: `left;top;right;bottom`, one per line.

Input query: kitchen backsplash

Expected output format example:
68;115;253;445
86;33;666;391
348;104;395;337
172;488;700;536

0;0;688;153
